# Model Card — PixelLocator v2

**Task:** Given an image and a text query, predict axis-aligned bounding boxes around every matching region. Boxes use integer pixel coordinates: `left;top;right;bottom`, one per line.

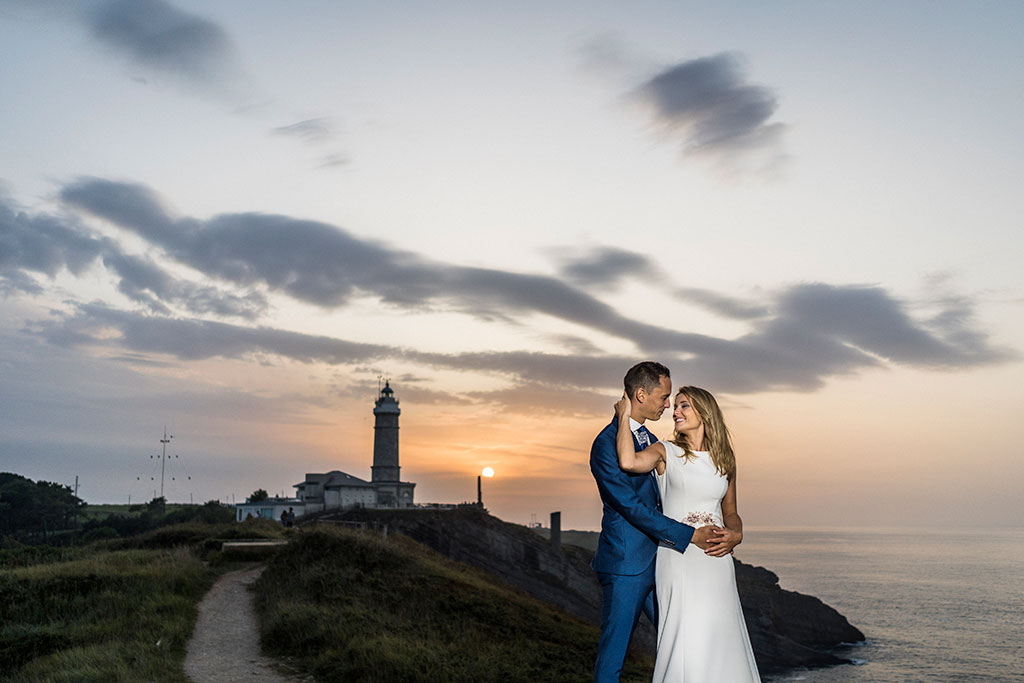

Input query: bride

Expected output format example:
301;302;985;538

615;386;760;683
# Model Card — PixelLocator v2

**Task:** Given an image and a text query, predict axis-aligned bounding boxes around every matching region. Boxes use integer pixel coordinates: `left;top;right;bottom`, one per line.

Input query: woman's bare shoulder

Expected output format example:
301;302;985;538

659;440;682;456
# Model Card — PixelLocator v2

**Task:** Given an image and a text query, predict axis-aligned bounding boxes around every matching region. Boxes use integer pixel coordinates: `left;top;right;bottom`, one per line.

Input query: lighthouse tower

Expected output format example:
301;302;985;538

372;380;401;483
370;381;415;507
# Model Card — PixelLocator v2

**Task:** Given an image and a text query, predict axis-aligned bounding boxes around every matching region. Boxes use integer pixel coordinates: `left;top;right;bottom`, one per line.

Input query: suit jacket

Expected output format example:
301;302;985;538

590;418;695;575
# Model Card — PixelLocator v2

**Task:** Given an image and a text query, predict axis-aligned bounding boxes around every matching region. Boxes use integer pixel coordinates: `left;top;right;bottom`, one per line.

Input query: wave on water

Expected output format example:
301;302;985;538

839;639;870;647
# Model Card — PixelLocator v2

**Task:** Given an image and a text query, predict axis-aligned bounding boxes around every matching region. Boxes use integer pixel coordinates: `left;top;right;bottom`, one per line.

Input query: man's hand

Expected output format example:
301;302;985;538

704;527;742;557
614;393;630;420
689;525;723;550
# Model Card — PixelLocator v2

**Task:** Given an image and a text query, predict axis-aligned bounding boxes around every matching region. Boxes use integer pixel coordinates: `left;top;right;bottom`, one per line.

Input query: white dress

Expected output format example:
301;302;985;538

653;442;760;683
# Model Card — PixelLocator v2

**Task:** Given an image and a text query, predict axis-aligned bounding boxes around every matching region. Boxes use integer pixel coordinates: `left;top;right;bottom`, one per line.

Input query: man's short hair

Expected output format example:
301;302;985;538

624;361;671;398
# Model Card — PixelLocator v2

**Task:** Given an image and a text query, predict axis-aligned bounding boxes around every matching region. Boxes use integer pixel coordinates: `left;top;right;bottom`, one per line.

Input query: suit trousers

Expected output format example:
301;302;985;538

594;563;657;683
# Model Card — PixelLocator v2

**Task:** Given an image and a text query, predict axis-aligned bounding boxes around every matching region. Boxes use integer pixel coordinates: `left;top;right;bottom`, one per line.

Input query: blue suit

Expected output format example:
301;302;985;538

590;418;695;683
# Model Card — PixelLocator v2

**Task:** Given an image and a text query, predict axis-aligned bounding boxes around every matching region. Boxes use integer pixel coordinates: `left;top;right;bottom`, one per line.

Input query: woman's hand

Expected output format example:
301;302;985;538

704;527;742;557
614;393;630;421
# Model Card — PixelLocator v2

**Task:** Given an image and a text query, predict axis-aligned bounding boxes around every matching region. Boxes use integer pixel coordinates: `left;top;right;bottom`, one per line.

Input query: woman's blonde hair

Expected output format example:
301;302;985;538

671;386;736;480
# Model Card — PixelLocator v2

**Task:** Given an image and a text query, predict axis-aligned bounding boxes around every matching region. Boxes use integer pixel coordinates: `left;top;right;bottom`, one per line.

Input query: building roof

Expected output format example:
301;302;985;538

294;469;374;489
239;496;301;506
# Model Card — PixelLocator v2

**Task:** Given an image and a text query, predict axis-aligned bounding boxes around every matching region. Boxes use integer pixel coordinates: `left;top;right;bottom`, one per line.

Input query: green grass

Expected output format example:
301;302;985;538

109;518;289;551
0;546;214;682
254;527;653;683
80;504;187;519
0;521;289;682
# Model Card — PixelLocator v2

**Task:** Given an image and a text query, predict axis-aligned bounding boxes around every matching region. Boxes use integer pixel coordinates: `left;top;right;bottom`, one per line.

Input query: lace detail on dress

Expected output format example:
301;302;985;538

683;511;721;527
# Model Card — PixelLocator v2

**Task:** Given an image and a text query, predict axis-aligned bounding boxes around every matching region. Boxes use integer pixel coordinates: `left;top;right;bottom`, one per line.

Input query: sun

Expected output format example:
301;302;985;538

481;467;495;478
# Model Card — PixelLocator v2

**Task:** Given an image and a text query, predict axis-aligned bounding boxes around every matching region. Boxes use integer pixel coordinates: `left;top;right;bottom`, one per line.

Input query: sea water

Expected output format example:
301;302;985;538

737;527;1024;682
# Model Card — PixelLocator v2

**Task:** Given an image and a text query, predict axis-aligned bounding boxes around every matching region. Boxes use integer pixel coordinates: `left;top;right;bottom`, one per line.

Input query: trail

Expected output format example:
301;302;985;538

184;566;307;683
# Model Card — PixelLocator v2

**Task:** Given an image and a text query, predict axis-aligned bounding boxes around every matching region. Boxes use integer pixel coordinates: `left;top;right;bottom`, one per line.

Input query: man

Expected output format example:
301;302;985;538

590;361;717;682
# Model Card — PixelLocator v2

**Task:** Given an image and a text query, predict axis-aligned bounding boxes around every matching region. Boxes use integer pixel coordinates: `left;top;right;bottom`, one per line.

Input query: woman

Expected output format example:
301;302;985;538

615;386;760;683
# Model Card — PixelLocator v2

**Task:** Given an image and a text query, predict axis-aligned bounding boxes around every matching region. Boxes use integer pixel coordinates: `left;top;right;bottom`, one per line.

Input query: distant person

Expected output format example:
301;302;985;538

285;507;296;527
590;362;718;683
615;385;759;681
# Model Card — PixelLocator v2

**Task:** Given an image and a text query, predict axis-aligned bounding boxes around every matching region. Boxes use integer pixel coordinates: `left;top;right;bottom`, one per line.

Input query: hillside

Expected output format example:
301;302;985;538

253;525;653;683
326;507;865;674
0;520;289;681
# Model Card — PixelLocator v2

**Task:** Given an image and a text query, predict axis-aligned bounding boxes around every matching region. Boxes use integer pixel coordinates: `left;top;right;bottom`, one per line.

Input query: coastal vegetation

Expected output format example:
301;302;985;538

0;472;236;546
254;525;653;683
2;472;861;680
0;545;212;682
0;519;287;682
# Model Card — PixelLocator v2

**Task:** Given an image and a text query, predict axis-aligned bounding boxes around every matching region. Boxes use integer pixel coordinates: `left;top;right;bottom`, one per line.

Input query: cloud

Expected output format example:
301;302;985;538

86;0;238;88
101;250;268;319
59;177;719;353
34;302;389;364
332;375;471;407
32;279;1013;402
0;195;266;319
272;118;336;145
670;283;1015;393
558;246;654;288
468;382;612;417
579;33;648;79
21;178;1013;399
634;52;786;170
541;334;604;356
317;154;350;169
272;118;349;169
0;201;104;280
0;270;44;296
674;287;770;320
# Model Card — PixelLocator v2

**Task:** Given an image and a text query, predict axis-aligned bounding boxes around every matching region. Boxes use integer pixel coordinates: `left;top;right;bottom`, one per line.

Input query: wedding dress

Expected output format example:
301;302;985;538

653;441;760;682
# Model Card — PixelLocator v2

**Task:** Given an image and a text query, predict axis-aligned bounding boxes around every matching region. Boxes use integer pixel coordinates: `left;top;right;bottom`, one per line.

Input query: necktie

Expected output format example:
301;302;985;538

636;427;650;448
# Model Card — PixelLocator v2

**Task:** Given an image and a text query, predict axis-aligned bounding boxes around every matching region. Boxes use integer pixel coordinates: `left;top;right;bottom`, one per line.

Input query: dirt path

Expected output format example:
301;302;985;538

184;565;307;683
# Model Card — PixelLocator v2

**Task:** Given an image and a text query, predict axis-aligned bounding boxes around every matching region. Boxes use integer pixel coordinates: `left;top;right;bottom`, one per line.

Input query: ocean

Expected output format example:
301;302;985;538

736;526;1024;682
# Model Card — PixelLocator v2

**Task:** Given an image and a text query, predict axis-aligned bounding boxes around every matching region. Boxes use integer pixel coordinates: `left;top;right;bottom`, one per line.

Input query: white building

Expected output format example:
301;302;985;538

236;381;416;522
235;496;301;522
293;470;377;514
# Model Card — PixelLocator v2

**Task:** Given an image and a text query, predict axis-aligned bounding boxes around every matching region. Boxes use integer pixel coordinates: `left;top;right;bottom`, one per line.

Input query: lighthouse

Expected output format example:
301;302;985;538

372;380;401;483
291;380;415;512
370;381;415;507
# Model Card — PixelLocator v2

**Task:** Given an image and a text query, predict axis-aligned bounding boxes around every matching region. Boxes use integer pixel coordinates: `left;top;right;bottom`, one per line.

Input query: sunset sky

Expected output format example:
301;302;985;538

2;1;1022;530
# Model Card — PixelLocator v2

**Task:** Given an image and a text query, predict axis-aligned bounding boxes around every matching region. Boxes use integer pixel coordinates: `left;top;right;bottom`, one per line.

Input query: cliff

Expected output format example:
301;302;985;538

321;507;864;674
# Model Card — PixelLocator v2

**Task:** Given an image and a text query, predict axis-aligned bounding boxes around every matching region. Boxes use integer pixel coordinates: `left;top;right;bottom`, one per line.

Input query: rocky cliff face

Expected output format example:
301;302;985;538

322;507;864;674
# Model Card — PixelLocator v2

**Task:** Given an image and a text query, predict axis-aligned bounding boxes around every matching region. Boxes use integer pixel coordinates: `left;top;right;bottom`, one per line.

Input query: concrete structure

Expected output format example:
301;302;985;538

293;470;377;514
550;511;561;551
372;382;401;483
235;496;302;522
369;381;415;507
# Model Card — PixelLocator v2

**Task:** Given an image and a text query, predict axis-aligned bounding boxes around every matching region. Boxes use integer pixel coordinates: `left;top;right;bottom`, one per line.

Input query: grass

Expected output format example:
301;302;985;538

254;526;654;683
0;520;288;682
0;546;214;682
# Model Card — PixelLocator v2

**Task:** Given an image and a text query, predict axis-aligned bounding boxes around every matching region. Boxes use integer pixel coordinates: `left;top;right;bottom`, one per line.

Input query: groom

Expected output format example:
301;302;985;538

590;361;716;682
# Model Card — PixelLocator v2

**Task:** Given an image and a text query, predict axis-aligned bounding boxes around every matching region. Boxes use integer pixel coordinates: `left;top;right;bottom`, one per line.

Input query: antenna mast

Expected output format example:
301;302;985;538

159;428;173;499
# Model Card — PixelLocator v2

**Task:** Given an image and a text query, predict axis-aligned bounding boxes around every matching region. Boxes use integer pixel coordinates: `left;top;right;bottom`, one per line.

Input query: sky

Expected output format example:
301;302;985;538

2;0;1023;530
